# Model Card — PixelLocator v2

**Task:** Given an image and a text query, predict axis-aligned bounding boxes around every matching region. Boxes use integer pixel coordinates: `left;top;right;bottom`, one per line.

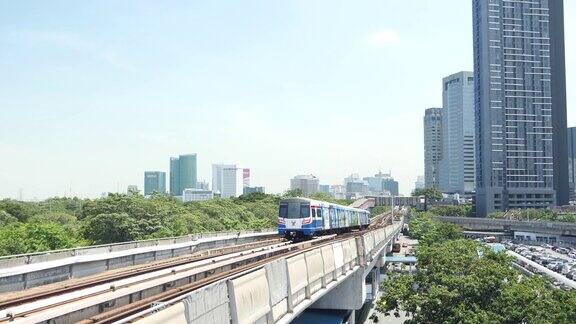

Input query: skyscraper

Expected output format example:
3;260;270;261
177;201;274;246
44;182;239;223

473;0;568;216
364;172;399;196
568;127;576;202
212;164;235;195
439;72;475;195
290;175;319;196
144;171;166;195
424;108;443;189
169;154;198;196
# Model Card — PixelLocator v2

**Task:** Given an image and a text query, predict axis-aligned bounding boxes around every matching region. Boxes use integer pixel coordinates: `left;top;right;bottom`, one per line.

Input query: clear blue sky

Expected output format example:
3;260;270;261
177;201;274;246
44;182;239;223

0;0;574;199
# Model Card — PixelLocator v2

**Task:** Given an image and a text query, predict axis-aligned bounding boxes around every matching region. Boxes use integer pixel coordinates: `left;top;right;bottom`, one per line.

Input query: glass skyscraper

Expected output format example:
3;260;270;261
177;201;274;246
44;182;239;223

144;171;166;195
424;108;443;189
473;0;568;216
439;71;475;196
568;127;576;202
169;154;198;196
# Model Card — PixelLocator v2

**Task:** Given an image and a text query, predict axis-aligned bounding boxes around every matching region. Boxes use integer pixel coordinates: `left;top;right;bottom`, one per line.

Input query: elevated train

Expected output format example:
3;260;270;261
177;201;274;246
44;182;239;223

277;197;370;240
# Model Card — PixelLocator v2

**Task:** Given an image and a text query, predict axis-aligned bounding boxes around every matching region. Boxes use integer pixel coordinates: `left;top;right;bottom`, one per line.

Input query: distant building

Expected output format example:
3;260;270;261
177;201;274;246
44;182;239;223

196;180;210;190
364;171;399;196
144;171;166;195
474;0;568;216
242;168;250;187
439;71;475;196
212;164;233;195
170;154;197;196
243;186;265;195
127;185;139;196
424;108;443;189
212;164;244;198
319;185;331;194
330;185;346;200
344;173;368;198
290;175;319;196
182;188;213;202
568;127;576;202
414;176;425;191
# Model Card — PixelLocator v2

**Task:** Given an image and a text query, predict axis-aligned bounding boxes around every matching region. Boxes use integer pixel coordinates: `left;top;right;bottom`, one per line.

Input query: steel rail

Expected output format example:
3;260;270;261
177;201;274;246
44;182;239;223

82;233;360;323
0;238;286;322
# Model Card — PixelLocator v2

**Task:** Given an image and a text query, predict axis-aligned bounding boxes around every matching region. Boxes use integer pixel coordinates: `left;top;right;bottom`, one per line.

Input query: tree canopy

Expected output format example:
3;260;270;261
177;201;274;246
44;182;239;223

0;193;282;256
377;213;576;323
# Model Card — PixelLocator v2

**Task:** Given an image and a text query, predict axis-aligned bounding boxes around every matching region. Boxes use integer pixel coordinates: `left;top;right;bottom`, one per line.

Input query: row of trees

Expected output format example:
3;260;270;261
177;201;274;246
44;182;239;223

376;213;576;323
0;190;353;257
0;192;280;256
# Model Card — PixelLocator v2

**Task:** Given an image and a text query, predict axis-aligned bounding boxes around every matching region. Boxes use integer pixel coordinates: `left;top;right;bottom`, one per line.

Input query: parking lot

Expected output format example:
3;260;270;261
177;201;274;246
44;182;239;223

504;242;576;284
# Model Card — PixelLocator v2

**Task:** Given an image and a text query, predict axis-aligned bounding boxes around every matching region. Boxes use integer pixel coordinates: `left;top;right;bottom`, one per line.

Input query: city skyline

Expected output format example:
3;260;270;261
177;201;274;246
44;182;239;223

1;1;575;200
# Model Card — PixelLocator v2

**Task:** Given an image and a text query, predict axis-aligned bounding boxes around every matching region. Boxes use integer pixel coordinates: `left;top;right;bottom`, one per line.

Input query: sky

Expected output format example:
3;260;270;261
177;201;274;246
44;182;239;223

0;0;574;200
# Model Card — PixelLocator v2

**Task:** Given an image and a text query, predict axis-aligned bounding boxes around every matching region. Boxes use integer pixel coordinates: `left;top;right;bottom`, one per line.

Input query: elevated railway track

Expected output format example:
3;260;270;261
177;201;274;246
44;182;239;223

0;209;402;323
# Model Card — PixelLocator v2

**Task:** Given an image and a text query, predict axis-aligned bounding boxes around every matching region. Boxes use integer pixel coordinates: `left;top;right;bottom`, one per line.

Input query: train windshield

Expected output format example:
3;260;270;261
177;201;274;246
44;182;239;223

279;202;310;219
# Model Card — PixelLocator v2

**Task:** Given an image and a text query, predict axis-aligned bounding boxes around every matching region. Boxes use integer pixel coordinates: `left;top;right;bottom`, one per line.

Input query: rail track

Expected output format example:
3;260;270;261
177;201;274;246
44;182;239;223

0;211;401;323
83;232;364;324
0;234;350;323
0;237;291;323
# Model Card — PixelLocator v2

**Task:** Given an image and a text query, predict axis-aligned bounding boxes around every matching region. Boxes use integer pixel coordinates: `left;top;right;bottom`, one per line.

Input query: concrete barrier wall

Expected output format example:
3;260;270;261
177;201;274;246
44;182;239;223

437;216;576;236
0;231;276;293
0;228;277;268
135;220;405;324
228;268;270;324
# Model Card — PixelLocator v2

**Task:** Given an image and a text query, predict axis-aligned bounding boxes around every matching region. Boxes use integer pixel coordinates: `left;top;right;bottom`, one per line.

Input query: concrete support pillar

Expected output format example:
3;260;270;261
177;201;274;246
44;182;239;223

348;309;356;324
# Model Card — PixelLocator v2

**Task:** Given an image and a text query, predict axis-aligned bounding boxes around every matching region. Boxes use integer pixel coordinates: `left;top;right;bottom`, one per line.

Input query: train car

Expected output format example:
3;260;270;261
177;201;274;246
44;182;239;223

277;197;370;240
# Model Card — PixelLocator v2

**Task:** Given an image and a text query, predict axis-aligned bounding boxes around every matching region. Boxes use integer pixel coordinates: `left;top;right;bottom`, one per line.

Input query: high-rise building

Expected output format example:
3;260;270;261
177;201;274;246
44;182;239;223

242;168;250;188
290;175;319;196
182;188;214;202
568;127;576;202
414;176;425;192
424;108;443;189
364;171;399;196
127;185;139;196
196;180;210;190
473;0;568;216
170;154;198;196
212;164;244;198
439;71;475;195
144;171;166;195
319;185;331;194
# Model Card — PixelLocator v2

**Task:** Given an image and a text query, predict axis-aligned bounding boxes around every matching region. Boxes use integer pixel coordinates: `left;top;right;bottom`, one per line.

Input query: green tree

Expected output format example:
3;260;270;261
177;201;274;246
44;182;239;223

82;213;140;244
283;189;304;197
377;212;576;323
428;205;472;217
0;210;18;226
412;188;442;211
0;223;77;255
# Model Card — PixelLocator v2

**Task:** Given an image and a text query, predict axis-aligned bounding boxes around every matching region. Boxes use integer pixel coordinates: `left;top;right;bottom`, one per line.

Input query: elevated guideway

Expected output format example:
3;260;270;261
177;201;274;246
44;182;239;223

0;210;405;323
121;215;405;324
0;229;276;293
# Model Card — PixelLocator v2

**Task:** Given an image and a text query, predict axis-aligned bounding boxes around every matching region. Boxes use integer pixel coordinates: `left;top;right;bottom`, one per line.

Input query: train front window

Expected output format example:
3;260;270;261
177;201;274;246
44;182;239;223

282;202;300;219
300;204;310;218
279;204;288;218
280;202;311;219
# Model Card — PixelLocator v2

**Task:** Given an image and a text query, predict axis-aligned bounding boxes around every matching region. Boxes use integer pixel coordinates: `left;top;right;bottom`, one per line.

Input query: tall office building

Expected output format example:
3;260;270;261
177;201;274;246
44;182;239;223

212;164;235;196
169;154;198;196
473;0;568;216
568;127;576;202
424;108;443;189
212;164;245;198
439;72;475;195
290;175;319;196
364;172;399;196
144;171;166;195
